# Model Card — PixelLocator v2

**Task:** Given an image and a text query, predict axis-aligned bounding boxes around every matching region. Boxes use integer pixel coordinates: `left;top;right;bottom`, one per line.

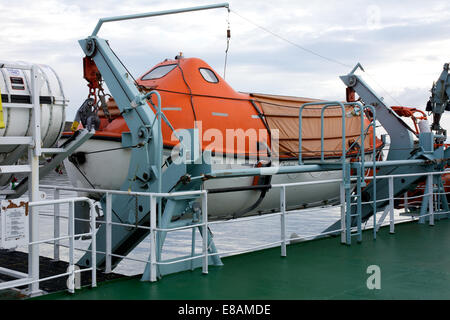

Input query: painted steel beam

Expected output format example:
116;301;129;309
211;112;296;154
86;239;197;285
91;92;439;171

91;3;229;36
6;129;94;199
340;70;415;161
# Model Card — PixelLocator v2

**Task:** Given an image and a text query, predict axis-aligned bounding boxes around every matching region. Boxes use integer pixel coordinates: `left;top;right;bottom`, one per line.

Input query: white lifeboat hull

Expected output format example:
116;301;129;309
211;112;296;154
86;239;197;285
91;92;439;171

61;138;346;220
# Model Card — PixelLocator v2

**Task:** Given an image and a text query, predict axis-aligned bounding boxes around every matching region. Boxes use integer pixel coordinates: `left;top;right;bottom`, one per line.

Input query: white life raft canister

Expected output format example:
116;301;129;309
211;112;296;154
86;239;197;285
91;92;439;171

0;61;68;185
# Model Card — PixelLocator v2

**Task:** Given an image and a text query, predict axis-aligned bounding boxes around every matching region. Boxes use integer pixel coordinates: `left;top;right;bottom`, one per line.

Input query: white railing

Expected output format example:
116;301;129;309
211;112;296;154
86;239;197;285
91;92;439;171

31;169;450;284
1;169;446;294
0;197;97;295
348;170;450;233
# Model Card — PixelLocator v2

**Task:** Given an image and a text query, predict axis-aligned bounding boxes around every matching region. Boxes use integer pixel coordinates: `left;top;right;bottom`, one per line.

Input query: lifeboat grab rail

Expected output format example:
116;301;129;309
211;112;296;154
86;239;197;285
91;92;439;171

298;101;377;165
298;100;378;242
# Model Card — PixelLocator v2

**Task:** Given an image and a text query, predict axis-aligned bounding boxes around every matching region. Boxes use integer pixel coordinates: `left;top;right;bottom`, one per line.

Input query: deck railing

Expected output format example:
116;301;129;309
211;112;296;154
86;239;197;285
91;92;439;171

26;168;448;288
0;197;97;295
0;167;448;296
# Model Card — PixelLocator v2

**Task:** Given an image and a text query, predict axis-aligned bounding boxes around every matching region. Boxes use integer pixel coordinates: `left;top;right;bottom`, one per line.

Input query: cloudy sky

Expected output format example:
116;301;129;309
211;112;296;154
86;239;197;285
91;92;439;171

1;0;450;121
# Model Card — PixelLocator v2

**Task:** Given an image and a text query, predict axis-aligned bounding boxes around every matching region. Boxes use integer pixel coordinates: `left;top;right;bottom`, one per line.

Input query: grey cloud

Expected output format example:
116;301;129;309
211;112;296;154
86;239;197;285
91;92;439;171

1;0;448;119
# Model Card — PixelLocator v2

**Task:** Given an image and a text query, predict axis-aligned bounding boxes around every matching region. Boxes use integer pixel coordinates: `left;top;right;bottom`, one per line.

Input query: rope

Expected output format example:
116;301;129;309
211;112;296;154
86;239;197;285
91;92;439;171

176;61;198;125
69;154;127;224
230;9;407;107
108;41;137;84
71;159;96;190
230;9;352;69
83;144;138;155
363;71;404;106
223;8;231;79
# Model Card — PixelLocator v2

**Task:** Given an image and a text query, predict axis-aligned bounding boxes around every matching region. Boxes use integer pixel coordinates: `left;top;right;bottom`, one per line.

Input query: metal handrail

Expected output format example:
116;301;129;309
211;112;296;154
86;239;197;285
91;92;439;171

0;197;97;294
299;101;345;164
33;169;449;282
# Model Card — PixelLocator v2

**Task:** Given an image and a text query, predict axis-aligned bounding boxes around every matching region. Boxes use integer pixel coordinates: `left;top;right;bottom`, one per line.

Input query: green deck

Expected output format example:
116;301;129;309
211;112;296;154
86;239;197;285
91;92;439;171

35;219;450;300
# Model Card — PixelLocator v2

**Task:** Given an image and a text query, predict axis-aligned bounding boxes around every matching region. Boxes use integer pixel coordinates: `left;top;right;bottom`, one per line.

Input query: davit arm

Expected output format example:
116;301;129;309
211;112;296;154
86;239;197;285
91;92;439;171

323;64;450;236
76;4;228;273
340;64;415;161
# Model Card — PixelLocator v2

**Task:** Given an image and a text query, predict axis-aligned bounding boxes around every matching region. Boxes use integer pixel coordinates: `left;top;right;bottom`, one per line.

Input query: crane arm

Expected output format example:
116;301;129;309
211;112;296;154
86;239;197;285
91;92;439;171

427;63;450;136
340;65;415;160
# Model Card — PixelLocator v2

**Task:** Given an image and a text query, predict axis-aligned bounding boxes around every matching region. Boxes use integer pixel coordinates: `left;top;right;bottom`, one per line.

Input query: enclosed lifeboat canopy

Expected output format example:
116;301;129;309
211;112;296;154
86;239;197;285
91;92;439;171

92;55;383;159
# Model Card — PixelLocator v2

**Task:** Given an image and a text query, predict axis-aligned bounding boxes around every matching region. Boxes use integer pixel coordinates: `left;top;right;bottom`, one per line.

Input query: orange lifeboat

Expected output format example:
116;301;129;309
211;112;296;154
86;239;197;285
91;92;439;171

80;55;383;159
61;55;384;219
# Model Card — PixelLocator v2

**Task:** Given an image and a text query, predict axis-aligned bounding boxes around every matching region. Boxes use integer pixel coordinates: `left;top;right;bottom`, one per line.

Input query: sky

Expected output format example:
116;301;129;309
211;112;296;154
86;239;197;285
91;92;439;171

1;0;450;122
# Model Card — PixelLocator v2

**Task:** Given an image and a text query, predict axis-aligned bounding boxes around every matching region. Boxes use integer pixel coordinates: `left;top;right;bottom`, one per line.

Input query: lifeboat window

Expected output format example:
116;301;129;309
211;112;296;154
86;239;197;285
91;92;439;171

199;68;219;83
142;64;176;80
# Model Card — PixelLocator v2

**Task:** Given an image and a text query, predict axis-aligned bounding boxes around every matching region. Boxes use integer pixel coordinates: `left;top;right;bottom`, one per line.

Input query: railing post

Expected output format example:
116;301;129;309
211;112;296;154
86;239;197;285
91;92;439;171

90;201;97;288
105;192;112;273
403;192;409;216
388;176;395;233
27;65;41;296
320;103;346;163
202;192;208;274
149;195;157;282
340;181;346;244
428;174;434;226
436;176;442;222
344;163;352;245
356;164;362;243
372;174;377;240
368;106;377;240
53;189;60;261
68;201;75;293
345;189;352;245
190;226;196;271
280;186;287;256
299;106;304;164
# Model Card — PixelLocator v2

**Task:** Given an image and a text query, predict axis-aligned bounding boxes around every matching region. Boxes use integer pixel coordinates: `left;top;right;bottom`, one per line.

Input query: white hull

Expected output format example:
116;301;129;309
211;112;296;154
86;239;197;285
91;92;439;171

61;138;345;219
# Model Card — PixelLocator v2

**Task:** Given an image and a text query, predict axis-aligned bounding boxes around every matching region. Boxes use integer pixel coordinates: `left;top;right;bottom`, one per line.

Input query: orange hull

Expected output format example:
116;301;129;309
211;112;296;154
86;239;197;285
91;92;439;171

68;56;383;159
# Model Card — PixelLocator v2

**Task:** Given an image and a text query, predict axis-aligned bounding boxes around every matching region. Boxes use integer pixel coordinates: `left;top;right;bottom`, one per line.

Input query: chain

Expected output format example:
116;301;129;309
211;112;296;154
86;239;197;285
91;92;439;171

97;88;113;122
88;86;98;105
